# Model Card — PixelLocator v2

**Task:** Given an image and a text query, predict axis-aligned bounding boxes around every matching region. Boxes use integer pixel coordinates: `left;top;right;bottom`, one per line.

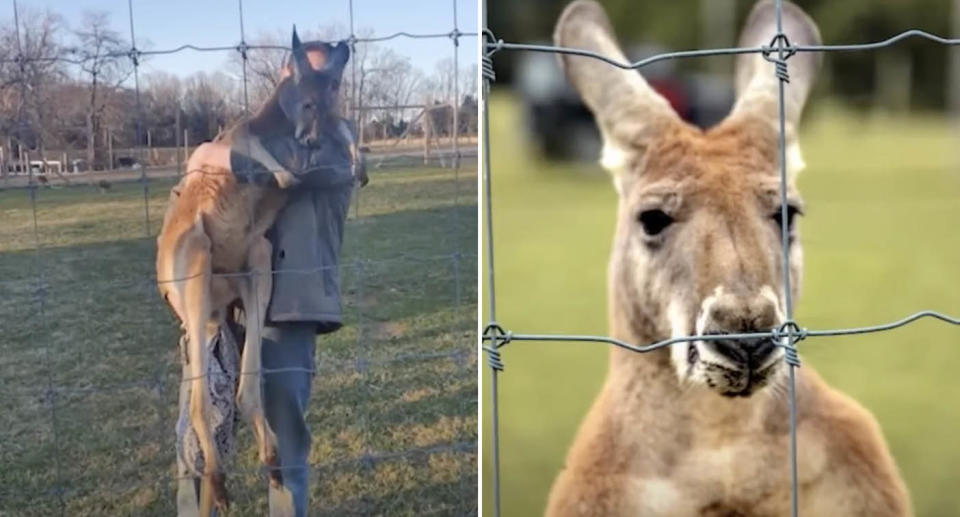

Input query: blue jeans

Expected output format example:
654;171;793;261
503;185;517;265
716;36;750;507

177;322;317;517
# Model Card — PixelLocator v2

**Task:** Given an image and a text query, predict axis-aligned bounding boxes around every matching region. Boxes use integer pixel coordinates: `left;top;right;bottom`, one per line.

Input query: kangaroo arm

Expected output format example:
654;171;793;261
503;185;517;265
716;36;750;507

228;126;300;189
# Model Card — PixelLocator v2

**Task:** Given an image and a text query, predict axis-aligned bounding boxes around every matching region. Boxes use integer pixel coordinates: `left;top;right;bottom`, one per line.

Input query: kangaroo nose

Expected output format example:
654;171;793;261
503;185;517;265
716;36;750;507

702;292;779;367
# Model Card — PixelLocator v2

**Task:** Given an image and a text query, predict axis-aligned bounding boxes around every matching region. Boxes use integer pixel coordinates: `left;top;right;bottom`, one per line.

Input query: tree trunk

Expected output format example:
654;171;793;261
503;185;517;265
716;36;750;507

86;111;95;170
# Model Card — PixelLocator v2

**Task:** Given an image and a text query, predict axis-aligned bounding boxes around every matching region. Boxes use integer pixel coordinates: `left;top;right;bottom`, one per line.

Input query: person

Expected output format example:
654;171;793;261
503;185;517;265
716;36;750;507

173;40;366;517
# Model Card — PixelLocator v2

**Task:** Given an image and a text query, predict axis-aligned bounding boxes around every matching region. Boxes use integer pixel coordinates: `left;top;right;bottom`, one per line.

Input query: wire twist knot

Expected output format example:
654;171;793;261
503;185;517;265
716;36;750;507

483;323;512;346
449;29;461;46
128;47;141;67
482;29;503;54
236;41;249;60
763;33;797;60
772;320;806;368
482;55;496;82
485;347;504;371
783;345;801;368
482;29;502;83
762;33;795;83
773;59;790;83
772;320;807;344
483;322;513;371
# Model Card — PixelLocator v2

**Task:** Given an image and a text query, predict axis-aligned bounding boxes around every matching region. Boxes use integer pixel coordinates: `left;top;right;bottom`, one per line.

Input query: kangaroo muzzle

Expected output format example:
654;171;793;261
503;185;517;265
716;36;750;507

690;286;786;396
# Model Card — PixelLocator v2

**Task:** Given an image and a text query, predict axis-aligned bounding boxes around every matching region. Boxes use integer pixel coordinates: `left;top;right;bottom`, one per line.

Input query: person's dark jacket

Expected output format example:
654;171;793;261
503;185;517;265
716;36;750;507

230;121;359;334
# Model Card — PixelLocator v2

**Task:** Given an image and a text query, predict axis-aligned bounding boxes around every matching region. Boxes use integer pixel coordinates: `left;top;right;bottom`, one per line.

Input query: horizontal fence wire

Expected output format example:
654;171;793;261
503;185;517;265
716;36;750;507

0;32;479;66
2;0;477;514
480;1;960;517
483;29;960;71
0;348;472;398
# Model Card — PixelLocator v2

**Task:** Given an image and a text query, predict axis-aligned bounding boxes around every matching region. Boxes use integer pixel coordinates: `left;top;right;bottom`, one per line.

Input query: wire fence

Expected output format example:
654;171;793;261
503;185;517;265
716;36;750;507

0;0;477;514
480;2;960;517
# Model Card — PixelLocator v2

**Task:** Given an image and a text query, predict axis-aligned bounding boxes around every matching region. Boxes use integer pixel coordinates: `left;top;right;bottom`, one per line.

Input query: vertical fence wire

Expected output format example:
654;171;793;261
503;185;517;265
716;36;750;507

349;0;361;223
449;4;473;512
11;0;65;513
771;1;801;514
238;0;250;115
480;3;504;516
480;3;960;517
345;1;373;506
2;0;477;512
452;0;463;310
126;0;149;240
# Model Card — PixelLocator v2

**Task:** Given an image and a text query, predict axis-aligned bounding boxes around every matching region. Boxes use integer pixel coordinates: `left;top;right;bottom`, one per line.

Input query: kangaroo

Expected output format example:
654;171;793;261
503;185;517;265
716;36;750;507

156;29;355;515
545;2;911;516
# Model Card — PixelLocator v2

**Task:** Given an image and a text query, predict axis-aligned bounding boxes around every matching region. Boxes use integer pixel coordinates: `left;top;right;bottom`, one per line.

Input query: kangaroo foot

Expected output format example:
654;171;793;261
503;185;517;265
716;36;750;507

266;448;283;489
211;471;230;514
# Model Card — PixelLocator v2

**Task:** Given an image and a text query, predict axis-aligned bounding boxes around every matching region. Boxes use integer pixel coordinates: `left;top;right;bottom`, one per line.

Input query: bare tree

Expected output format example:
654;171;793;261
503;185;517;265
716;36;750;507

425;57;476;106
142;71;183;146
411;58;479;140
68;10;133;169
182;71;242;142
0;7;65;155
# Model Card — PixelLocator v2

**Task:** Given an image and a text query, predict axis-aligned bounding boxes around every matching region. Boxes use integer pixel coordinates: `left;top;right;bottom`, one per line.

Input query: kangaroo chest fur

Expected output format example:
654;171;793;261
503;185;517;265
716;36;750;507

614;381;791;515
616;426;797;517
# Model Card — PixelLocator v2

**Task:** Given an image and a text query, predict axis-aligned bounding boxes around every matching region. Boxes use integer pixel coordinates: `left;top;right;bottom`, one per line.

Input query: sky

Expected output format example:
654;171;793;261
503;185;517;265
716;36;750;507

1;0;478;81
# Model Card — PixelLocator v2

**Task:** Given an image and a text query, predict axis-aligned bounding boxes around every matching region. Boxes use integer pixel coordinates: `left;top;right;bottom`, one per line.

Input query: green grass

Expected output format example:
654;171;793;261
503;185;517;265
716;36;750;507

0;164;478;516
481;94;960;516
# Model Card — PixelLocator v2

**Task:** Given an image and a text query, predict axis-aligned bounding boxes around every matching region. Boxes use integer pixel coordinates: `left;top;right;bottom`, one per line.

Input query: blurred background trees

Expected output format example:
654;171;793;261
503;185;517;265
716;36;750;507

488;0;960;161
489;0;960;111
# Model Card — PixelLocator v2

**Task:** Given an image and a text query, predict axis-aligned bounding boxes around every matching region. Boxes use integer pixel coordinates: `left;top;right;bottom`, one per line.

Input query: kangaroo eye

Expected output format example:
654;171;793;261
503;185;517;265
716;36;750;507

303;101;315;110
771;205;801;232
637;209;674;237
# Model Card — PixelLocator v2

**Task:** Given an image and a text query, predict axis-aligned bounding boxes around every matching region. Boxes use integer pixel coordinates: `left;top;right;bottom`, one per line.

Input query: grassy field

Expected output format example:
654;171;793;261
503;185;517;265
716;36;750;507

481;94;960;516
0;163;478;515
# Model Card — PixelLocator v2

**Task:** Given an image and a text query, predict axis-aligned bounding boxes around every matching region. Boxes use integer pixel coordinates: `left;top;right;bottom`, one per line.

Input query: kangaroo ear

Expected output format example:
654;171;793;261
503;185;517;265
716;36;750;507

554;0;680;177
292;25;302;49
290;25;310;81
728;0;821;172
324;41;350;76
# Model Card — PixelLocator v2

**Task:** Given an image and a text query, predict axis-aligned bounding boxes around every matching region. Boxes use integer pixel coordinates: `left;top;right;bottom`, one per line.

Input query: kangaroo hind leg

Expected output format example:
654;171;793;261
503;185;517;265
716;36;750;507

178;220;229;515
236;236;281;488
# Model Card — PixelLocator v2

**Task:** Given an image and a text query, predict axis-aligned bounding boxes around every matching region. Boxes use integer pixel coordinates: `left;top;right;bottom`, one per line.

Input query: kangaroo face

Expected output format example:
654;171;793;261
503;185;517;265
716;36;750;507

556;0;821;396
277;29;349;148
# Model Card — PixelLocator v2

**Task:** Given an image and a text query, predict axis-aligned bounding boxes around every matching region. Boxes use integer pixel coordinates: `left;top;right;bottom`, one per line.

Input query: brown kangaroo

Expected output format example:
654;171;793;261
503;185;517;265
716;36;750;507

156;29;356;515
544;1;911;516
